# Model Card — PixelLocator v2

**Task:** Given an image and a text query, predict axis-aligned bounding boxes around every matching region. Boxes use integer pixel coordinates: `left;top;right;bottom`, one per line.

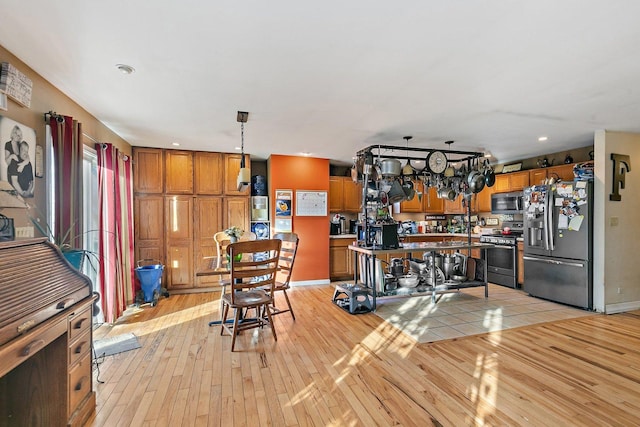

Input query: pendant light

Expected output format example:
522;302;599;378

402;136;414;175
236;111;251;191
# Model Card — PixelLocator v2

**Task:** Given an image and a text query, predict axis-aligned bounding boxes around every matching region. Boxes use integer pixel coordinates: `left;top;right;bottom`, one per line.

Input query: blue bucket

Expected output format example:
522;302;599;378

135;264;163;303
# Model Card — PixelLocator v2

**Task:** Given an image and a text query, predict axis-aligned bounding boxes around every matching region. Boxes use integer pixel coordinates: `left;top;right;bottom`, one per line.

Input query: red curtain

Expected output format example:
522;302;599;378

49;116;83;246
96;143;135;323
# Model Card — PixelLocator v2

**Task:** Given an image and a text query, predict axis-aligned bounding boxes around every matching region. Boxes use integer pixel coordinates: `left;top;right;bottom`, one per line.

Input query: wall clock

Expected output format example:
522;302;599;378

427;151;448;174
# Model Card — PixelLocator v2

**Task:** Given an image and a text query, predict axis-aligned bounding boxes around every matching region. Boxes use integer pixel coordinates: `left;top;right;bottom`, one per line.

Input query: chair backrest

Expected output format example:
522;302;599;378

213;231;257;269
227;239;281;303
273;232;299;286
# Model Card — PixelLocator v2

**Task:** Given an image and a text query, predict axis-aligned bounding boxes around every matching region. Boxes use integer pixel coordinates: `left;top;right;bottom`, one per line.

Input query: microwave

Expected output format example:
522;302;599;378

491;191;523;214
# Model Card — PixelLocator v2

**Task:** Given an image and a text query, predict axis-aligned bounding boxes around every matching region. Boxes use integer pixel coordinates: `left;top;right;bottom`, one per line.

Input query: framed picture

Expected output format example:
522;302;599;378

0;115;36;197
274;189;292;217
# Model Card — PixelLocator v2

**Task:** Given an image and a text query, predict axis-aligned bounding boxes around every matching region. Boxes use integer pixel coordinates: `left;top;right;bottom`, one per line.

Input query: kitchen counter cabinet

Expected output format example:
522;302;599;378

517;241;524;285
330;237;355;280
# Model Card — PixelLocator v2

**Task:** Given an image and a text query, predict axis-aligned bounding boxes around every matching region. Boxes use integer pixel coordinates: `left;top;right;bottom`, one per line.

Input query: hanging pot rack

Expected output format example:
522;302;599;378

356;144;484;168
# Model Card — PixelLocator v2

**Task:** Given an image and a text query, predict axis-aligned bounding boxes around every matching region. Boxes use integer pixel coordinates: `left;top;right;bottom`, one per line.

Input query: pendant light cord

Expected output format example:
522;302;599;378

240;122;245;168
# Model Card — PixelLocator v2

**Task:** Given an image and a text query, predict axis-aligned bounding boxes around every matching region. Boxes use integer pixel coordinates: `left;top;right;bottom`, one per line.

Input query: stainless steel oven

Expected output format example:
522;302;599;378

479;221;522;288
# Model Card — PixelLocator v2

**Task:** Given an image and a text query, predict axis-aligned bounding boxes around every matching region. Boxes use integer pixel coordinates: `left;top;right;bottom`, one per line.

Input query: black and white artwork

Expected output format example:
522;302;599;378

0;116;36;197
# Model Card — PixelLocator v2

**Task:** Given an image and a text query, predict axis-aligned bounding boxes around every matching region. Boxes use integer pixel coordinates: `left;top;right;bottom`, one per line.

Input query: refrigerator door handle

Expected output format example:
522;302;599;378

543;188;550;250
548;187;555;250
523;256;585;268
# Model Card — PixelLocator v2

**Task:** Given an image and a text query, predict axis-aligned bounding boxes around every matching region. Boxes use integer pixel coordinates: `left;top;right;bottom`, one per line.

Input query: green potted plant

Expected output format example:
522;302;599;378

28;206;99;271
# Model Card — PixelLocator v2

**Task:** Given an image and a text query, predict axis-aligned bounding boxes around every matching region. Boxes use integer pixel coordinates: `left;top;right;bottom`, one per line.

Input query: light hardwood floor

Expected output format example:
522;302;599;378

89;285;640;426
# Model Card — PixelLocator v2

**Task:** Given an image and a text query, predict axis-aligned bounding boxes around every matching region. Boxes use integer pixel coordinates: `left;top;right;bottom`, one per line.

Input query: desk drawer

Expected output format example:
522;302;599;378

68;351;92;417
68;305;92;342
68;328;91;367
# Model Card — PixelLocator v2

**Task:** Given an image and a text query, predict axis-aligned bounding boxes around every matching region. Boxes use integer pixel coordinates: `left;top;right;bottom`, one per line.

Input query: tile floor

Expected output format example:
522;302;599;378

372;283;596;343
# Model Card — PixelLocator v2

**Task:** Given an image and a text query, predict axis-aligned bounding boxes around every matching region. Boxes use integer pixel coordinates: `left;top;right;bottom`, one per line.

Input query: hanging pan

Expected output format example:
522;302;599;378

483;159;496;187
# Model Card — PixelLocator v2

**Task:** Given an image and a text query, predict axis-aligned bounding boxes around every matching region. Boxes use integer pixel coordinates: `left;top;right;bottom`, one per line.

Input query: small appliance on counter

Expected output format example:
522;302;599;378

358;222;399;249
330;222;341;235
398;220;417;234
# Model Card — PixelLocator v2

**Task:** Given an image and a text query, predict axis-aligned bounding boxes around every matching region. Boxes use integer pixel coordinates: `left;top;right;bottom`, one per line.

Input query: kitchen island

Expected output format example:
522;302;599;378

346;241;494;310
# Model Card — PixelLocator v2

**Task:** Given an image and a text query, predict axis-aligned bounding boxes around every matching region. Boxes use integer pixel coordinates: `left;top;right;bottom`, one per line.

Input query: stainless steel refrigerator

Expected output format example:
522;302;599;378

523;181;593;309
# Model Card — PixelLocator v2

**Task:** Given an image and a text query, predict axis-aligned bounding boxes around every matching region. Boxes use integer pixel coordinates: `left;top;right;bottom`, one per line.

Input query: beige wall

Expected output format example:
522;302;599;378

0;44;132;229
594;130;640;313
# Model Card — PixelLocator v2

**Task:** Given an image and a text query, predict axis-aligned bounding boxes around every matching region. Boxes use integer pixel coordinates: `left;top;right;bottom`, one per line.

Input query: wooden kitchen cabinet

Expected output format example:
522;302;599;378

133;147;164;193
529;168;548;186
224;153;251;195
165;150;194;194
329;176;362;213
444;194;466;214
494;171;529;192
165;196;194;289
517;241;524;286
423;186;444;213
329;177;344;212
529;163;576;187
224;197;250;234
194;197;223;288
399;179;424;212
476;185;494;213
330;237;354;280
194;152;224;195
134;195;165;264
547;163;576;182
343;178;362;212
134;148;250;292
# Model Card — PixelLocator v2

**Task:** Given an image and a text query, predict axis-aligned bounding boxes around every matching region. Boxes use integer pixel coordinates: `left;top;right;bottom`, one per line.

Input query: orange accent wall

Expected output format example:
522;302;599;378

268;155;329;282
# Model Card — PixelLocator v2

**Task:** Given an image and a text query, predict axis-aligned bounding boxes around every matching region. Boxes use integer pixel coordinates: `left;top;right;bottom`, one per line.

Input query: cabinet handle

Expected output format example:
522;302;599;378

75;375;89;391
73;318;87;329
56;298;75;310
74;341;87;354
21;339;45;356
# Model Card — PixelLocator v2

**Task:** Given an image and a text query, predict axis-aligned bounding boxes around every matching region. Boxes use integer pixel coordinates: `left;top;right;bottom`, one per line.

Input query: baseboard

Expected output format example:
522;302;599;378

605;300;640;314
290;279;330;287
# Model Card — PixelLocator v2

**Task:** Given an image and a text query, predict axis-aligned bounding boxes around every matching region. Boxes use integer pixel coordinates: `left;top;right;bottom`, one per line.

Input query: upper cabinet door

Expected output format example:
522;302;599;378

329;177;344;212
224;153;251;195
165;150;194;194
423;186;444;213
342;179;362;212
194;152;223;195
134;148;164;193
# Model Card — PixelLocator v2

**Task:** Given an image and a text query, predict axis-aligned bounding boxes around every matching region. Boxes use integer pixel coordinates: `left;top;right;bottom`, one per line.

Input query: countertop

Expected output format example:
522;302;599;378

330;233;483;239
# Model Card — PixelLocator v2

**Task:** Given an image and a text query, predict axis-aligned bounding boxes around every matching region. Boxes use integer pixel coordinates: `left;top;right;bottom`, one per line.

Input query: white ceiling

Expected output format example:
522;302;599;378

2;1;639;165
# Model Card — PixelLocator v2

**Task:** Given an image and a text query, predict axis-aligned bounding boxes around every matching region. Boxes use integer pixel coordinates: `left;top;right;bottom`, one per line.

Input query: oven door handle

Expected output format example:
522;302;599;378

492;245;515;249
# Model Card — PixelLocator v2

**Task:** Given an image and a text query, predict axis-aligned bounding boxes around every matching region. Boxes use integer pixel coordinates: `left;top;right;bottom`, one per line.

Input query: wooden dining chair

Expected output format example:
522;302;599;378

269;232;299;320
219;239;281;351
211;231;256;311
